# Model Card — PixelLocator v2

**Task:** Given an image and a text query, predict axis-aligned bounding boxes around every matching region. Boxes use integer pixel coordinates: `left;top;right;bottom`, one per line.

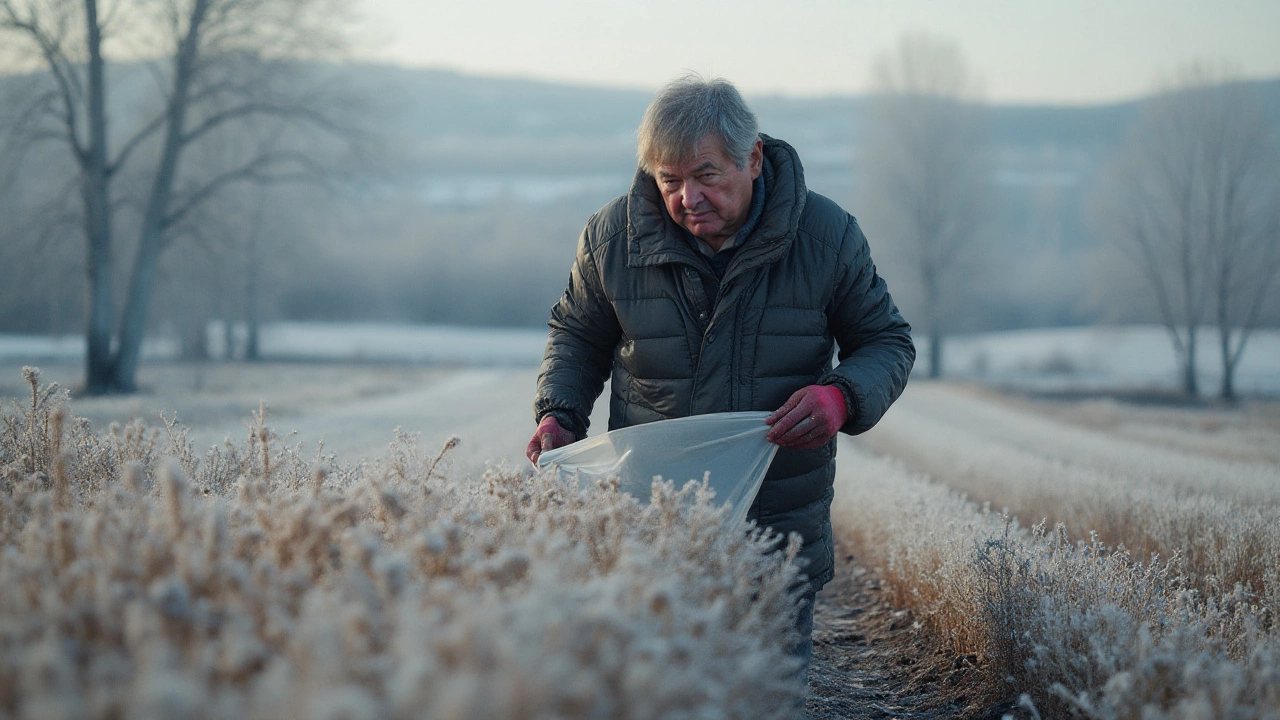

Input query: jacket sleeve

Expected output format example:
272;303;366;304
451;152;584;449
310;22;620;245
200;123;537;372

818;217;916;435
533;224;622;438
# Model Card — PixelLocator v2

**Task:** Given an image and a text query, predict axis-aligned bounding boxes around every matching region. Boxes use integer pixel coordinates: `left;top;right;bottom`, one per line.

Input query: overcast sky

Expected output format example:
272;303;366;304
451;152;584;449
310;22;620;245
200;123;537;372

350;0;1280;104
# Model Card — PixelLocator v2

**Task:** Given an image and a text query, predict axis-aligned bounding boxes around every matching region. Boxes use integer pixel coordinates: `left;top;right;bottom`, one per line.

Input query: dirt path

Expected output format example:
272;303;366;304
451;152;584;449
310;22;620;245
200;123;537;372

807;542;990;720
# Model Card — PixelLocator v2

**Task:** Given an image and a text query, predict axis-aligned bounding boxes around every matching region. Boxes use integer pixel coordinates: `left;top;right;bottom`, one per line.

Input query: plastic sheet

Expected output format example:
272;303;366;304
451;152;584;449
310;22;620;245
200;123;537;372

536;411;779;527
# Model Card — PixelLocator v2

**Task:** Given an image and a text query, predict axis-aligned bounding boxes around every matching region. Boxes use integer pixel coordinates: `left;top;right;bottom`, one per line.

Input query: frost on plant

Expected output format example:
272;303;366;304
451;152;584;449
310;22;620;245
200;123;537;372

0;368;806;719
834;442;1280;719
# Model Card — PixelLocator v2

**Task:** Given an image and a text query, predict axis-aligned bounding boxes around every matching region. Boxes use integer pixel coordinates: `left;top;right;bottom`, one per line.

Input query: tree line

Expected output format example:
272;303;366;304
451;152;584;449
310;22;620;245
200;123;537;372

861;36;1280;401
0;18;1277;400
0;0;364;393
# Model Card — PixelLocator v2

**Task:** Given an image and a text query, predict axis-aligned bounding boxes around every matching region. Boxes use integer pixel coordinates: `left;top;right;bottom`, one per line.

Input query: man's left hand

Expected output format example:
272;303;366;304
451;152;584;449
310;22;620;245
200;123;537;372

765;384;847;449
526;415;577;467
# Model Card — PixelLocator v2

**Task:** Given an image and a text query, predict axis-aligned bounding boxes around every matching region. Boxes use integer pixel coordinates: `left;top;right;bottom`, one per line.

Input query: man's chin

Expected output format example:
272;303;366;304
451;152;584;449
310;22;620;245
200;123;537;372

683;219;723;238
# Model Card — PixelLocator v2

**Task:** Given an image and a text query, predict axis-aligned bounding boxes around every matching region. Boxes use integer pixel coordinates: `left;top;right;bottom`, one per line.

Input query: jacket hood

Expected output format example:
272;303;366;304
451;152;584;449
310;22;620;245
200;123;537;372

625;134;808;269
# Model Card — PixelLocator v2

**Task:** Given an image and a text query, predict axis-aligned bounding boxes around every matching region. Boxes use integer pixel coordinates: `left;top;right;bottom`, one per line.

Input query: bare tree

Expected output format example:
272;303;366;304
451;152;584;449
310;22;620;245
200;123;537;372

861;35;987;379
154;173;295;362
0;0;359;393
1094;64;1280;399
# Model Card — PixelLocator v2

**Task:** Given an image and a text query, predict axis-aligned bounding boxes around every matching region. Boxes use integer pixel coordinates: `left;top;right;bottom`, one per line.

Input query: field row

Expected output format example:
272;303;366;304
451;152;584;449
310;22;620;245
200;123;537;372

833;439;1279;717
838;384;1280;717
859;383;1280;601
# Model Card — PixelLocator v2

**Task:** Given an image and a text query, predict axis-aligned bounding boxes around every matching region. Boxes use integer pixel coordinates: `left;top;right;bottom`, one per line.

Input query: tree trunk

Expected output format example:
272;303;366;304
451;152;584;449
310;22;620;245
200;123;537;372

244;190;263;362
245;320;260;361
928;329;943;379
1219;329;1238;402
1182;326;1199;398
83;182;115;392
922;260;942;379
110;0;209;391
222;316;235;361
112;238;160;391
1220;363;1236;402
81;0;116;395
181;315;209;360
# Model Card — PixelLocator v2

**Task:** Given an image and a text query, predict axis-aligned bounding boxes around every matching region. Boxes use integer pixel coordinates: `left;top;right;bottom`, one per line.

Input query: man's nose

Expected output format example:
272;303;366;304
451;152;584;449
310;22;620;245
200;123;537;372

681;181;704;209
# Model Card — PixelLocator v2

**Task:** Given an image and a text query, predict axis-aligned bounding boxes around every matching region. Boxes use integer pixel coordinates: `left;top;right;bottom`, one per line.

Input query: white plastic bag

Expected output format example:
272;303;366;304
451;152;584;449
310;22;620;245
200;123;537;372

536;411;779;527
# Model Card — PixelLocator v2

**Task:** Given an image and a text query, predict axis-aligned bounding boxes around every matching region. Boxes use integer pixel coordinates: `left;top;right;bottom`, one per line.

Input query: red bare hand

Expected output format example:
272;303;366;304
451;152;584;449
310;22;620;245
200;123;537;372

764;384;847;449
526;415;577;466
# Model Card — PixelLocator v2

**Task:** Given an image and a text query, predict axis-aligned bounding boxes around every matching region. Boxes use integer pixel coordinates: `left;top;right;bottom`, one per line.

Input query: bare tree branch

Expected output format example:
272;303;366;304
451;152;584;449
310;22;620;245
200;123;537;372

162;149;325;233
106;111;167;177
182;96;345;145
1;2;88;162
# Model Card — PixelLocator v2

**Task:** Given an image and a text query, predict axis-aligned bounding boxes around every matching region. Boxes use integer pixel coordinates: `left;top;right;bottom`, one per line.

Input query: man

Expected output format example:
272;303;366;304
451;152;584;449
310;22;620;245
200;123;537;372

527;74;914;681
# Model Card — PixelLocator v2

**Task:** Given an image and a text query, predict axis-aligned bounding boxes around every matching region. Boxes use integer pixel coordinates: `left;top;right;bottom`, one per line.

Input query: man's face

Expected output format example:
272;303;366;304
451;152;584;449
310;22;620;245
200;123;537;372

654;134;763;250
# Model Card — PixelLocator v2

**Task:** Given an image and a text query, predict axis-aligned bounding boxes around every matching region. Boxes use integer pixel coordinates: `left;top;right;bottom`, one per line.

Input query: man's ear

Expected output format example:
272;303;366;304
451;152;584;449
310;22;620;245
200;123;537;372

749;139;763;179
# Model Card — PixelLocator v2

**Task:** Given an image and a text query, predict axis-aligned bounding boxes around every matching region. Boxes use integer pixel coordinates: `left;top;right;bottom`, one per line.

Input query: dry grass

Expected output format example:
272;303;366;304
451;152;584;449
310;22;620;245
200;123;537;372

862;383;1280;609
833;440;1280;719
0;367;807;719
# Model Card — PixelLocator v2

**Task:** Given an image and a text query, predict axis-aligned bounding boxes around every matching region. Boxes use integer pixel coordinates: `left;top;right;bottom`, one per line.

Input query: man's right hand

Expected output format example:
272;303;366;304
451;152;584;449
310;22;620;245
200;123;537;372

526;415;577;467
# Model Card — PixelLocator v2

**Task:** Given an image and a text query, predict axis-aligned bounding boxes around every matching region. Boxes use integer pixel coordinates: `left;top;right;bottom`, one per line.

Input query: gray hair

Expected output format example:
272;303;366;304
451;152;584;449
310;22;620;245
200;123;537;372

637;73;759;174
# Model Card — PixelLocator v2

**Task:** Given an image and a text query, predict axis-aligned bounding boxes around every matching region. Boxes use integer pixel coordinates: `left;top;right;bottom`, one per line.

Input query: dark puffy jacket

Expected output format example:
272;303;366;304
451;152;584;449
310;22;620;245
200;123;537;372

534;135;914;590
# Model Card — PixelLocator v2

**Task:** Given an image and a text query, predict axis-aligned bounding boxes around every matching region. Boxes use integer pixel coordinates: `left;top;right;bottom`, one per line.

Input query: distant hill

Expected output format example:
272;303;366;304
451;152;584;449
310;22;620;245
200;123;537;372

2;63;1278;334
338;65;1157;175
6;61;1275;177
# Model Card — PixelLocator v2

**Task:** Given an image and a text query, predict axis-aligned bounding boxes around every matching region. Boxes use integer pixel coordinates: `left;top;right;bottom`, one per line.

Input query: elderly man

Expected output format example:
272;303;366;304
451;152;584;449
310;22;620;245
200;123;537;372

527;74;914;681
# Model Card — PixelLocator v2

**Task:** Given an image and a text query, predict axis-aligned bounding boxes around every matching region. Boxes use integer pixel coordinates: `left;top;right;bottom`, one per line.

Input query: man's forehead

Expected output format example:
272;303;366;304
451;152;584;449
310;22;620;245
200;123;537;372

654;138;731;177
655;157;722;177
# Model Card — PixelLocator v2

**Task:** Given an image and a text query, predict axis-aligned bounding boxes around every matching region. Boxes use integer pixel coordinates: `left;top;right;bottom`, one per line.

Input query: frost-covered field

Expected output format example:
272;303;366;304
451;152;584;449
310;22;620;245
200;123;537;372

3;323;1280;717
1;368;805;718
843;383;1280;717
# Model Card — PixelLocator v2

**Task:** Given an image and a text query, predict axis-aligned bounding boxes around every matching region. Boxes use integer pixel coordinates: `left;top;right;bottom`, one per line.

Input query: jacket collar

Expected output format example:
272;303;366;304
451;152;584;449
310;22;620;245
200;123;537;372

625;134;808;270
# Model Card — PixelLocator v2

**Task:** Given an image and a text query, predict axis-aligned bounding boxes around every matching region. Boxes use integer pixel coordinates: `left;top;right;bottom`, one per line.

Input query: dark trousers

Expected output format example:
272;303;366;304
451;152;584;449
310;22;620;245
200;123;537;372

791;587;817;689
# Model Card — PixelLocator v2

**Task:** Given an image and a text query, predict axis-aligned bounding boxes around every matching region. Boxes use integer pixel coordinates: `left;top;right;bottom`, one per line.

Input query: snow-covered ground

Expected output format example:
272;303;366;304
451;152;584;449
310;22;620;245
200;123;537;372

255;323;550;365
919;326;1280;394
5;322;1276;393
0;323;550;366
0;335;181;363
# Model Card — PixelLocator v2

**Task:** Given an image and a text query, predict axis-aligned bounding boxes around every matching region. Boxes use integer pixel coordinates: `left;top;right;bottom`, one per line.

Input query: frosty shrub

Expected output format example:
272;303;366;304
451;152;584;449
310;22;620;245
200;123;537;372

834;442;1280;719
0;368;806;719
